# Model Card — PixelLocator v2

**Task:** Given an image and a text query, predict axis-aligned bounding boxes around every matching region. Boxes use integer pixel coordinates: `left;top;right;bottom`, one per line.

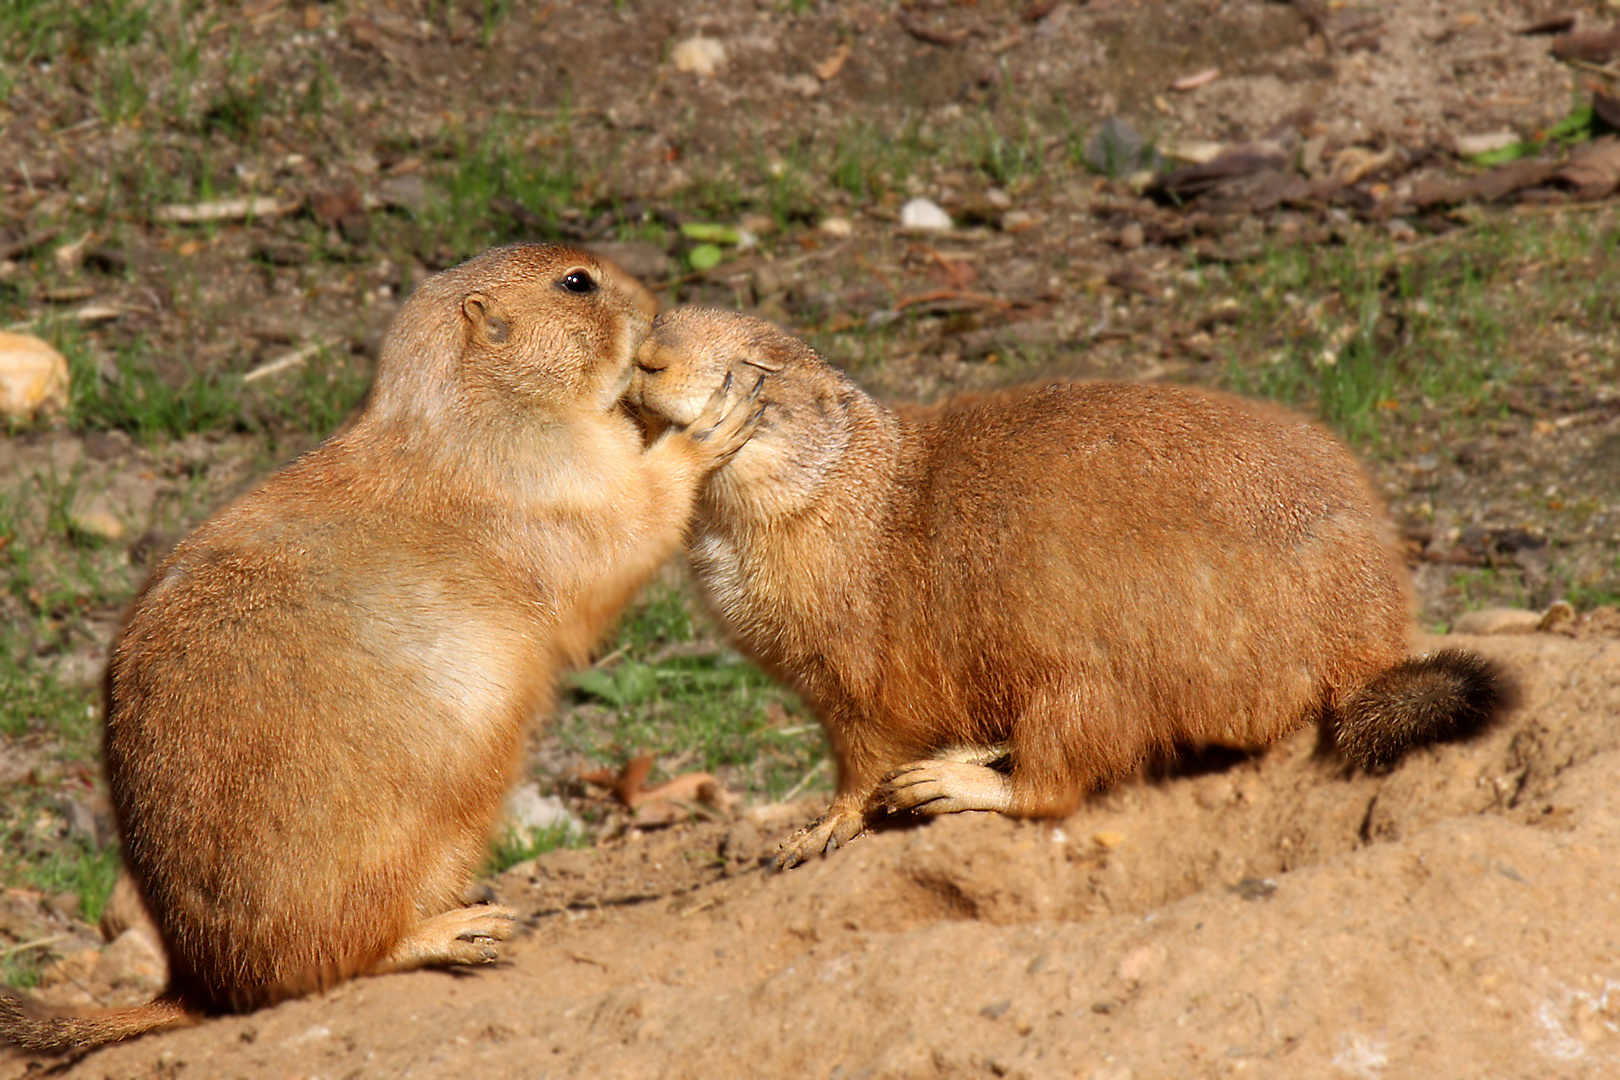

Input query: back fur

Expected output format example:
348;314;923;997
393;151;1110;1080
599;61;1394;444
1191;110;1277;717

630;307;1507;869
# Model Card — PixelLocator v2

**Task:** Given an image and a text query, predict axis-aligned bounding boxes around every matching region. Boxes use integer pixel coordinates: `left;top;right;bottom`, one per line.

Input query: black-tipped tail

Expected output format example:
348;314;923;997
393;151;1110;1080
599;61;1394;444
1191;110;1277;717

1;990;193;1054
1335;649;1506;771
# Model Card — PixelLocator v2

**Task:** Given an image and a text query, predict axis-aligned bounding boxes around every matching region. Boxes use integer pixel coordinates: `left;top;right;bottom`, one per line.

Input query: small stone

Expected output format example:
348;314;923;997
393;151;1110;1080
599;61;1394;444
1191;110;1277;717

69;509;126;543
39;948;100;992
92;927;167;994
1115;945;1162;982
1001;209;1040;233
1455;131;1520;158
0;330;70;420
0;892;53;941
900;198;952;232
1092;830;1125;849
1229;876;1278;901
780;73;820;98
504;782;583;838
1166;140;1226;165
1117;222;1145;250
819;216;854;238
1084;116;1148;177
671;36;726;78
44;892;81;920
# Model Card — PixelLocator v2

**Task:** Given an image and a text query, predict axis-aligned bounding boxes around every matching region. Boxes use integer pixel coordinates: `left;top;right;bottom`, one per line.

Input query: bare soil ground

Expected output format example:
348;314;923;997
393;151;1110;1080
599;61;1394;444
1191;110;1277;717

4;0;1620;1076
9;632;1620;1079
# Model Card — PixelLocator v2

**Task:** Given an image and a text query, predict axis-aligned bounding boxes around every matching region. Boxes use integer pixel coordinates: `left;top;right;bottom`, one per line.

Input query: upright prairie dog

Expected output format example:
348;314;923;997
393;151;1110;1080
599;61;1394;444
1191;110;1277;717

630;308;1502;870
0;245;759;1052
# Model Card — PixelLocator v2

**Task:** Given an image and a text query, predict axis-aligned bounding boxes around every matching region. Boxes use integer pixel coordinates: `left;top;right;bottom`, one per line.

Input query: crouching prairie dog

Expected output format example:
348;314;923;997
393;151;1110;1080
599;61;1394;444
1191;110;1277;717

0;245;760;1053
629;308;1503;871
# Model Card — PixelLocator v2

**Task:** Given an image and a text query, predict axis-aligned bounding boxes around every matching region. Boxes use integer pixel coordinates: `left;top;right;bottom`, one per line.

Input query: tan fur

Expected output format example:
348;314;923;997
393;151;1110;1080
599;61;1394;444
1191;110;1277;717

629;308;1501;870
1;245;755;1054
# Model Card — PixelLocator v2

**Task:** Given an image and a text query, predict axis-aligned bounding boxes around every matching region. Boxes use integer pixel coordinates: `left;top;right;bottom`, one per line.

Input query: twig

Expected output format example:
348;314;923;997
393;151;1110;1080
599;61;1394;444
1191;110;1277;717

154;197;302;224
891;288;1021;312
6;304;130;332
779;758;826;805
242;338;343;383
1566;58;1620;79
1;934;73;960
0;226;65;262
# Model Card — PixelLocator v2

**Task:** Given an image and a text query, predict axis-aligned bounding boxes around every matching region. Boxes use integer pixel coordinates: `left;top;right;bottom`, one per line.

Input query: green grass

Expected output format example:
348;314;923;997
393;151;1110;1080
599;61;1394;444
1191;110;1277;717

0;467;135;621
828;117;927;203
21;838;120;924
35;325;367;445
427;115;584;253
0;468;122;752
559;582;824;803
0;816;120;987
970;113;1045;187
0;633;95;744
485;820;584;875
0;0;152;100
65;336;243;443
1215;230;1531;445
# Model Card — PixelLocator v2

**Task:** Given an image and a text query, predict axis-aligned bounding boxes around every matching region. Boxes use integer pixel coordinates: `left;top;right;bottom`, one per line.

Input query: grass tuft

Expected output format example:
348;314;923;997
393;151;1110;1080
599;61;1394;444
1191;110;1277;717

559;582;824;803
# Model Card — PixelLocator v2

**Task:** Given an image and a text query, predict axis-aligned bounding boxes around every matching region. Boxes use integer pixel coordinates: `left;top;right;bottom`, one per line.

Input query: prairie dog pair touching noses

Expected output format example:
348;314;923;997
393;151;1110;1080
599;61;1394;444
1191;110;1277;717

630;308;1502;870
1;245;758;1052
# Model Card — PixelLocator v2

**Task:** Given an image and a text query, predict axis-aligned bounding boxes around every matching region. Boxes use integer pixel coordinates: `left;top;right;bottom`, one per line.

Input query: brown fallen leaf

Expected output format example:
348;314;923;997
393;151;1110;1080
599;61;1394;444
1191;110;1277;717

814;42;851;81
896;10;973;46
1023;0;1060;21
580;753;655;807
1170;68;1221;92
581;755;739;816
1551;28;1620;64
921;248;980;290
1596;90;1620;132
1106;264;1159;297
1517;15;1577;36
631;774;739;826
1553;136;1620;199
1412;160;1559;207
1330;144;1399;185
1147;142;1291;203
309;183;369;241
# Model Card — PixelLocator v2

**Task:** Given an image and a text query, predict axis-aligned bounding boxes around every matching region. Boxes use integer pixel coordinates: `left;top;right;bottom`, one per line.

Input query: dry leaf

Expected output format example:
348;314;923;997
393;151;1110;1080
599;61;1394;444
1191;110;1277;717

1170;68;1221;92
1554;136;1620;199
1551;28;1620;64
814;42;851;81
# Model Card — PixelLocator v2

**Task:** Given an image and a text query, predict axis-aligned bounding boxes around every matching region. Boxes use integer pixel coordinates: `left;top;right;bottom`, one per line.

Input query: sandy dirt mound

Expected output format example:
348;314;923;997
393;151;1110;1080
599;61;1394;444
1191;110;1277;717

6;631;1617;1079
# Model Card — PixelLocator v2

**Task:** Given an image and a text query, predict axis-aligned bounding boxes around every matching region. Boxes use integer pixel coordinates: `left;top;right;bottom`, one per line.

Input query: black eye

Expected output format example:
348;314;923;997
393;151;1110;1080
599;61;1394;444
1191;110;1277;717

559;270;598;295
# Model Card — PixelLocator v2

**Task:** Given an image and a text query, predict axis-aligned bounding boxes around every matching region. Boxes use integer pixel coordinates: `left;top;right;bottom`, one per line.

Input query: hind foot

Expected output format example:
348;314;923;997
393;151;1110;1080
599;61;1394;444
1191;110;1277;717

772;797;867;871
371;904;518;974
878;761;1014;815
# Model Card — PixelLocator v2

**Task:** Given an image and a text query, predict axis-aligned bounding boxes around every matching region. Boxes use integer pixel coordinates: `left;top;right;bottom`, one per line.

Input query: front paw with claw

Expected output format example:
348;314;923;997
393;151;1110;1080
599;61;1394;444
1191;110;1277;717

772;801;867;870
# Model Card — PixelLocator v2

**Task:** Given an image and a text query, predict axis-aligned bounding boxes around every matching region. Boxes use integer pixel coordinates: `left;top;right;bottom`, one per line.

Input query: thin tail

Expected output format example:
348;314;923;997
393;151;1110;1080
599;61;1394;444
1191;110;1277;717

1335;649;1505;771
0;991;194;1054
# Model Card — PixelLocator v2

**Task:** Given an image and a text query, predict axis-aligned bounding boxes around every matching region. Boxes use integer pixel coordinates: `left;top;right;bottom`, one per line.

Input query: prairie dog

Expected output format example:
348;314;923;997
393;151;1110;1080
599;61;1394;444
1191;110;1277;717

0;245;758;1052
629;308;1501;870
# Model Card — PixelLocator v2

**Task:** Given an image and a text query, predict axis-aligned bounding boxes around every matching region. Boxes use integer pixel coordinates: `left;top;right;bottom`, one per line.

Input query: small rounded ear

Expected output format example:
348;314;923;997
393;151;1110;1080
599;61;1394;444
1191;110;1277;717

463;294;510;345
